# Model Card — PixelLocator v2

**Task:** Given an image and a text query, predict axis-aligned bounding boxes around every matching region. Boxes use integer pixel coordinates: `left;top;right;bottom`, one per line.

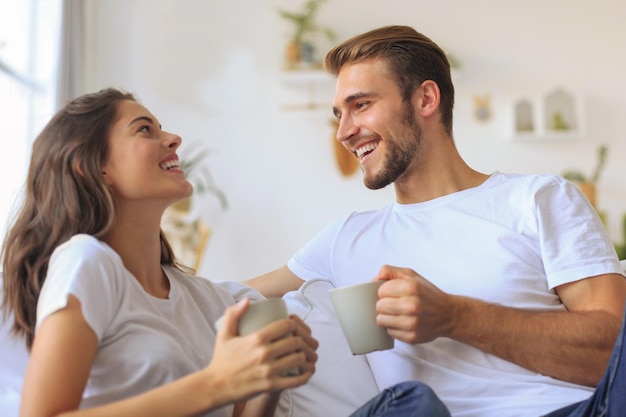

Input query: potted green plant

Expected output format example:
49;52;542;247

278;0;335;68
172;147;228;213
162;146;227;270
562;144;608;208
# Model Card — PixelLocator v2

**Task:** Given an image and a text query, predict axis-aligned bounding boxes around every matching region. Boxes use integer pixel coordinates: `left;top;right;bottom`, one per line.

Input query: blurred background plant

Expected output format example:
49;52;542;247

561;144;608;209
163;145;227;270
175;147;228;212
562;144;608;184
278;0;336;68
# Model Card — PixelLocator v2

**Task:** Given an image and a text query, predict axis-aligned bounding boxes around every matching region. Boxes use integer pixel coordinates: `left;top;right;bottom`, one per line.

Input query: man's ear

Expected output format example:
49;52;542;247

414;80;440;118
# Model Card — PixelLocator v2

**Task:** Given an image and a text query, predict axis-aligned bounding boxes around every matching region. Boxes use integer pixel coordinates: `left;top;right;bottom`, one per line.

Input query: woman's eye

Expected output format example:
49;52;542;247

138;126;150;133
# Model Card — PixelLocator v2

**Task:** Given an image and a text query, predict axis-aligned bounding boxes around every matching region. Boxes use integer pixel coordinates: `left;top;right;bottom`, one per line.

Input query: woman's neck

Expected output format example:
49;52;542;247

104;209;170;298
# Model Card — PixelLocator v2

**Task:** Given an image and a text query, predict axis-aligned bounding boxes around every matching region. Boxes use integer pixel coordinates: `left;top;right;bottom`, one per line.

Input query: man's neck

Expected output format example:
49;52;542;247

393;140;489;203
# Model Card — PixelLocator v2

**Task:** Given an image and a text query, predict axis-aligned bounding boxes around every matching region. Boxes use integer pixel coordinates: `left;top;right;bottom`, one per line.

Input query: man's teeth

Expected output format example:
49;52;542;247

356;143;377;158
160;160;180;170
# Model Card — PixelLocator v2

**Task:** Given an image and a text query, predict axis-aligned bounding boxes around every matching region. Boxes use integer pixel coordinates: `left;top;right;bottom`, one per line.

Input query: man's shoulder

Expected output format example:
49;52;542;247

490;172;572;195
492;171;566;186
344;204;395;221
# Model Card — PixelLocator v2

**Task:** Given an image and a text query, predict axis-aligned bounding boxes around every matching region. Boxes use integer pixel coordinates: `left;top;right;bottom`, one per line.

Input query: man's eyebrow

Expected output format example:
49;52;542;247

332;91;374;117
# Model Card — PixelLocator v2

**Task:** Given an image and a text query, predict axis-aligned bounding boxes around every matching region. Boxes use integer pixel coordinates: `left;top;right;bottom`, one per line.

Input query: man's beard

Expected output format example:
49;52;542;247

363;104;422;190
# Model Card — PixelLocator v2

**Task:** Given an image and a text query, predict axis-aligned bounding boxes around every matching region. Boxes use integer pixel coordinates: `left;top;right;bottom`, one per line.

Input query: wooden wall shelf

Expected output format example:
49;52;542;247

510;87;585;141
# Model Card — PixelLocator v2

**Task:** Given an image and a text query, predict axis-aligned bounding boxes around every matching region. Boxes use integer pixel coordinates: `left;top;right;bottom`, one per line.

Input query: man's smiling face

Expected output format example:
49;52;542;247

332;59;422;190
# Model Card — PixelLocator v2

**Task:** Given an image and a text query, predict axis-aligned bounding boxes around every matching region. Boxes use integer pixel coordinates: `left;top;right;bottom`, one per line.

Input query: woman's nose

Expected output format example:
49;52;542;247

165;132;182;149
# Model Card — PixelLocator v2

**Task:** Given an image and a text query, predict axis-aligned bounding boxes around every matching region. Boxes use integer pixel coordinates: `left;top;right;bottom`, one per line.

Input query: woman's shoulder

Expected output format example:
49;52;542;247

37;235;127;333
52;234;120;263
164;267;263;306
46;234;127;292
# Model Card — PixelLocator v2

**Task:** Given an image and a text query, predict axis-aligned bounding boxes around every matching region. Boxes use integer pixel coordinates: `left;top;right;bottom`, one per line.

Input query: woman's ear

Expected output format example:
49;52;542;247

98;160;114;185
73;159;112;185
72;159;86;178
414;80;440;118
100;169;113;185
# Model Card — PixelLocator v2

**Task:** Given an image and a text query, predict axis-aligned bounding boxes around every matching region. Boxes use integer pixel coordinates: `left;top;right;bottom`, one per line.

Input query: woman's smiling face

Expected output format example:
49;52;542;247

101;99;193;206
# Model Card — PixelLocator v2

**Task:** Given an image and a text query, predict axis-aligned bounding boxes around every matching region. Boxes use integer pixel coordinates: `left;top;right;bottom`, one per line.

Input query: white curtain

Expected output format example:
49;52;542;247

55;0;85;109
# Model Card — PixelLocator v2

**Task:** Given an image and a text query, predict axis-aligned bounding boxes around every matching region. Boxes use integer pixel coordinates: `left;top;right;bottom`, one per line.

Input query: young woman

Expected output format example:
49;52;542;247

1;88;318;417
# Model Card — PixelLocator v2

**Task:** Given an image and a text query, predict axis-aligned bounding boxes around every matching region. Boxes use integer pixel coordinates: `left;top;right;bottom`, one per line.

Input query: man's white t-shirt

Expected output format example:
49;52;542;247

288;172;624;417
36;234;263;416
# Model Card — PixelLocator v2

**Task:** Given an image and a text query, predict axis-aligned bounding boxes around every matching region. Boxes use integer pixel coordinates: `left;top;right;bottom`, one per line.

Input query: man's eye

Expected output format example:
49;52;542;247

356;101;369;109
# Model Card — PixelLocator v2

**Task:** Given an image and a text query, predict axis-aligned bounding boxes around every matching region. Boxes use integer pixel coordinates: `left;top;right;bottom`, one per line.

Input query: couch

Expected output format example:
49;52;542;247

0;302;30;417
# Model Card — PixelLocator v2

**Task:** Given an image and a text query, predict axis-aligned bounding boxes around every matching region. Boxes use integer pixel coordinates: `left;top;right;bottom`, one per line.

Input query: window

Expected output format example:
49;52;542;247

0;0;60;246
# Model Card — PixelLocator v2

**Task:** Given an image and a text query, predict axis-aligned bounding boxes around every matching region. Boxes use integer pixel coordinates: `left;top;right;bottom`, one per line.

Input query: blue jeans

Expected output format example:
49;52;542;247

351;304;626;417
543;304;626;417
349;381;451;417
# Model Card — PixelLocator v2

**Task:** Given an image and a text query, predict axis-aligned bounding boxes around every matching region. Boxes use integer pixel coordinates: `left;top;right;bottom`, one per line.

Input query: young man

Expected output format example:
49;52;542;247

246;26;626;416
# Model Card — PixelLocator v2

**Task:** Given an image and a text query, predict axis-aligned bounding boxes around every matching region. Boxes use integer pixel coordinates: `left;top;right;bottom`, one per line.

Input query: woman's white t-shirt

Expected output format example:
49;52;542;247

36;234;263;416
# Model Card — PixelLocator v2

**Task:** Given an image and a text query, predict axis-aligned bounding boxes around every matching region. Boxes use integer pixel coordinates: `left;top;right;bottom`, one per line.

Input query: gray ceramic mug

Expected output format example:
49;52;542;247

217;298;298;376
328;281;394;355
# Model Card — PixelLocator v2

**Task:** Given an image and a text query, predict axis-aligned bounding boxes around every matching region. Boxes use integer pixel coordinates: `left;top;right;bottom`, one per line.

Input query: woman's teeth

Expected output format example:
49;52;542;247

160;160;180;170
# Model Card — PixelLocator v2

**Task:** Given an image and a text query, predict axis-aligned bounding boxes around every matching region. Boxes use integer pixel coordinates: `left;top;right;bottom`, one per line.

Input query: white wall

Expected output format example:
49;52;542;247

88;0;626;281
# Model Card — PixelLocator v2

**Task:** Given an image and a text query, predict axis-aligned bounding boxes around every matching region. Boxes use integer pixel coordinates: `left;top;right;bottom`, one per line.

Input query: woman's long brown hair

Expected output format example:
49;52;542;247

1;88;180;350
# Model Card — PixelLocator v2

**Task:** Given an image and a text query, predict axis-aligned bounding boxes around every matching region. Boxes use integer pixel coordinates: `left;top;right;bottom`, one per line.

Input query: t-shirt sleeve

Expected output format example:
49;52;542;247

36;235;122;340
212;280;266;303
535;177;623;288
287;216;349;283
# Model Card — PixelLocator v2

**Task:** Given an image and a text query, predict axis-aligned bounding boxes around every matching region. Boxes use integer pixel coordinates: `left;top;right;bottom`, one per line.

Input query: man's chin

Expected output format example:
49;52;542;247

363;175;392;190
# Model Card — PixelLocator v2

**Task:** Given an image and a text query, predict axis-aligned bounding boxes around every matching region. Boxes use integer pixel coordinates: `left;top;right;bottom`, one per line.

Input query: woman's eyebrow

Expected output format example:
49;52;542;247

127;116;154;127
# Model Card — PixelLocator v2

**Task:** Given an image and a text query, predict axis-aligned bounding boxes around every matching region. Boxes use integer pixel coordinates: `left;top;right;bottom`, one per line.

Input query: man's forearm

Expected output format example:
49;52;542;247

244;265;304;298
448;296;620;387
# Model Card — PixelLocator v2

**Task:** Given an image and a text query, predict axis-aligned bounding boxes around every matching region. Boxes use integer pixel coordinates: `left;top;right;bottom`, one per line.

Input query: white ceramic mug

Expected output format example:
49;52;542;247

238;298;289;336
328;281;394;355
217;298;298;376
